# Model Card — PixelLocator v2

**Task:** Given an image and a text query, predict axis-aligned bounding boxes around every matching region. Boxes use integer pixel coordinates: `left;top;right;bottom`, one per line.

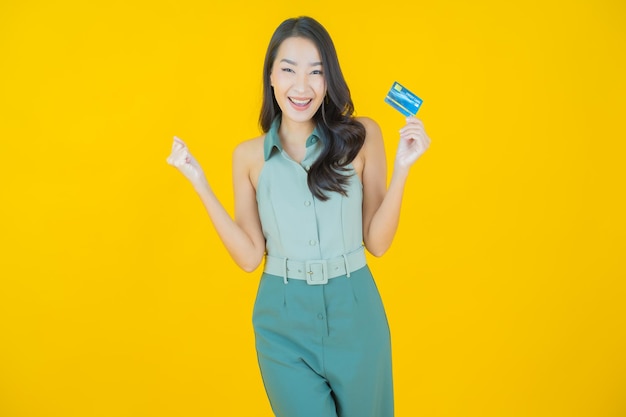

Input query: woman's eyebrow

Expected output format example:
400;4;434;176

279;58;323;66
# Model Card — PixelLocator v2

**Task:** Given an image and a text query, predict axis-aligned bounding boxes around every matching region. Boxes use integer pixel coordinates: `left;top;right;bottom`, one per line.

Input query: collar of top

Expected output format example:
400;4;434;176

263;117;322;161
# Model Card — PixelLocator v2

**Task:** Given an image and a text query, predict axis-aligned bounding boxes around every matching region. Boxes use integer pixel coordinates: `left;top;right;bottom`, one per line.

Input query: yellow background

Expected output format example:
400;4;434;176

1;1;625;416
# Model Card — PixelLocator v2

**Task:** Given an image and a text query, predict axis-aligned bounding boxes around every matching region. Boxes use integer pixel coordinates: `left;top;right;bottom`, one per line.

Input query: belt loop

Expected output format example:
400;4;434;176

343;253;351;278
283;257;288;284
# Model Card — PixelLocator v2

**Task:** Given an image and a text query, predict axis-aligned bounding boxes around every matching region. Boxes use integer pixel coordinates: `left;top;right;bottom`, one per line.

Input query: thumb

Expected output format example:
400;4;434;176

167;136;184;165
172;136;186;152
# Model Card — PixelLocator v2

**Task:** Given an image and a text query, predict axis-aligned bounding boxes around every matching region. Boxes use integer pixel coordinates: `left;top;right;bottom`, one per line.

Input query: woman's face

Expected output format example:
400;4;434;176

270;36;326;125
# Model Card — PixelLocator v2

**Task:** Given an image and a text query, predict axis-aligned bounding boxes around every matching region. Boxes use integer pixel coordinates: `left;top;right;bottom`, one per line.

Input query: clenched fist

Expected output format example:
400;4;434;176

166;136;207;186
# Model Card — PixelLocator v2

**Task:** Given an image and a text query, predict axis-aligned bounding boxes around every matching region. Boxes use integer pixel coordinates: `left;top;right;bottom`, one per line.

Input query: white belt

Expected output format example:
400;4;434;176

263;246;366;285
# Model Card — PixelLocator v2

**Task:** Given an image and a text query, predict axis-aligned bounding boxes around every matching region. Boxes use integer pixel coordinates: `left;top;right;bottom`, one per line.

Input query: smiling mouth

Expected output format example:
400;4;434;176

288;97;313;107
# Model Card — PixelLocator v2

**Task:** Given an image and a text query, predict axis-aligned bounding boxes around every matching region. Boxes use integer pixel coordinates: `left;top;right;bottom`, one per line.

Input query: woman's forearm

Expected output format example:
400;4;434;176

192;181;265;272
364;167;410;257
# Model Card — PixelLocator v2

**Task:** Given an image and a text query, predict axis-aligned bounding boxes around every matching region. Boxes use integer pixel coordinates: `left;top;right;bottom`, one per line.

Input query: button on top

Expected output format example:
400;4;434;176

304;200;311;207
317;313;324;320
309;240;317;246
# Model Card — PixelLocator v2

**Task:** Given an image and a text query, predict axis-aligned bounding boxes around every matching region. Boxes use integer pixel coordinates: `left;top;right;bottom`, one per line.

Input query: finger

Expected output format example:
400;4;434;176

171;141;184;154
399;126;418;135
404;118;424;129
400;125;423;134
401;127;426;140
400;123;424;135
168;148;188;167
400;130;424;141
167;148;182;165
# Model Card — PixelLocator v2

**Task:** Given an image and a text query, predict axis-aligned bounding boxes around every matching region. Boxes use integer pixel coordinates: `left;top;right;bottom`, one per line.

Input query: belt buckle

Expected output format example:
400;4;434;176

305;260;328;285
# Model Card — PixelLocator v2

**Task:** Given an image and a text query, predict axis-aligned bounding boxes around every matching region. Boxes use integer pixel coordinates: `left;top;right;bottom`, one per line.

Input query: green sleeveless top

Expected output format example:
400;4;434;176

256;118;363;261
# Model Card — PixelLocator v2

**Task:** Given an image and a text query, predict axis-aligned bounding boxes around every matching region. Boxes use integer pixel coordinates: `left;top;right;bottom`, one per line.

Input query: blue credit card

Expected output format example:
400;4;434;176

384;81;423;117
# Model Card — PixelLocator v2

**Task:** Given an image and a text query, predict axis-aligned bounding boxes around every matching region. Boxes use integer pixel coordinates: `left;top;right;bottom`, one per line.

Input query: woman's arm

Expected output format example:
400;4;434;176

167;137;266;272
359;117;430;257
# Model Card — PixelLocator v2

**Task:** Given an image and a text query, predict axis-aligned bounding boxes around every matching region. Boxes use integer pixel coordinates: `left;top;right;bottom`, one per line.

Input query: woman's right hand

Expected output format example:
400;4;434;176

166;136;207;187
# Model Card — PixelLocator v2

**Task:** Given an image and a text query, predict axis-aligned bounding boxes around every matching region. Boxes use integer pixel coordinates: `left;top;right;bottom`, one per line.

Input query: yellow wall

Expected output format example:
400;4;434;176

1;1;625;416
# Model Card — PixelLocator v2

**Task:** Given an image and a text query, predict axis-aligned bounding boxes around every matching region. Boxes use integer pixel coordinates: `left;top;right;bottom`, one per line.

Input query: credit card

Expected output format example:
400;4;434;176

384;81;423;117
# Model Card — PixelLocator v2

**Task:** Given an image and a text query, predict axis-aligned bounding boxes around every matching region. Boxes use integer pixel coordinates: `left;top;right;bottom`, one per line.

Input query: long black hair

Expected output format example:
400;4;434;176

259;16;366;201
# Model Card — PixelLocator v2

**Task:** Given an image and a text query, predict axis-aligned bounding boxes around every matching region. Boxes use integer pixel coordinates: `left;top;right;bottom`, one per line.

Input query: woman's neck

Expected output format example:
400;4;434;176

278;117;316;146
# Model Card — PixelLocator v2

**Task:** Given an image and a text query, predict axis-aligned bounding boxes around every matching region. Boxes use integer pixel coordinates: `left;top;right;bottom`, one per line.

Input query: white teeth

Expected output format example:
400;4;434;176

290;98;312;105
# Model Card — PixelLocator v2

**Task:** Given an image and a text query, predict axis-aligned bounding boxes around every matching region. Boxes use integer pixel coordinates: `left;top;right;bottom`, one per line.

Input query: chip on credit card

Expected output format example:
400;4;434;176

384;81;423;117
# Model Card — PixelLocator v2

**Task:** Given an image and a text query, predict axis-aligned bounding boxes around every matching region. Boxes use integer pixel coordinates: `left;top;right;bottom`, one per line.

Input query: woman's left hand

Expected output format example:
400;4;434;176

395;116;431;171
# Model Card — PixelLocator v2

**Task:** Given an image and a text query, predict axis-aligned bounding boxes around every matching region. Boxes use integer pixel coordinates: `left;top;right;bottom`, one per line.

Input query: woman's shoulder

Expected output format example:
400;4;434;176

354;116;383;145
354;116;380;131
233;134;266;163
351;117;385;178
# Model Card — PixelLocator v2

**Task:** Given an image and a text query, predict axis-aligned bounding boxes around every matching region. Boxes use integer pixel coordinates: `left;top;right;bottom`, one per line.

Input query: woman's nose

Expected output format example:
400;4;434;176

293;73;308;92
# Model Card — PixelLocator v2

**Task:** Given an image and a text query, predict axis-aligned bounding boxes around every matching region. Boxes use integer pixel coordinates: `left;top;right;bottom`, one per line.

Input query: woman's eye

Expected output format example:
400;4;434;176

281;68;295;73
311;70;323;75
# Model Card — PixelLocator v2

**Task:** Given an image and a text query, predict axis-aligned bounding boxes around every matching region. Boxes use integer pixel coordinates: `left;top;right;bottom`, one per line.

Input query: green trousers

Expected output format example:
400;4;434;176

253;265;394;417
